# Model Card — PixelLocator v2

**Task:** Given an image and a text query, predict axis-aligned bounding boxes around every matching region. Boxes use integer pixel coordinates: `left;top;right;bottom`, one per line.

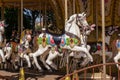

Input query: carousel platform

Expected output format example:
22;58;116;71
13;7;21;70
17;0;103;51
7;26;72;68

79;72;111;80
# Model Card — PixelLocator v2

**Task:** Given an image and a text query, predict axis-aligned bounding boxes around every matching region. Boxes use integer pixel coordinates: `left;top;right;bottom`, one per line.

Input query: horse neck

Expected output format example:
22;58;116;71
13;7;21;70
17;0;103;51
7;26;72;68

105;30;116;45
105;35;111;45
65;20;81;38
80;34;87;45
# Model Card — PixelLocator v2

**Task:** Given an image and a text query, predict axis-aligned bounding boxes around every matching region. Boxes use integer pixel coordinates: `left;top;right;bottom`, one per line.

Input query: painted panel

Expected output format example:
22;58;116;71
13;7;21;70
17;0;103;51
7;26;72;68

97;0;114;26
114;0;120;26
79;0;94;24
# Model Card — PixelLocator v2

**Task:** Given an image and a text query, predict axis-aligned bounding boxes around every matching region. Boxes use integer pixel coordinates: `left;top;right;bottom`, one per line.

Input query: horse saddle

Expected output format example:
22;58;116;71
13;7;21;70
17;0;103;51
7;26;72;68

48;34;66;47
53;36;62;45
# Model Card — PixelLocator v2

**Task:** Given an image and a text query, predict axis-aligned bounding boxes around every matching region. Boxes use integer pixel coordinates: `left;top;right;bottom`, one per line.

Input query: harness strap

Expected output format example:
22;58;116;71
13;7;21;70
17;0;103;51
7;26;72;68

65;32;81;43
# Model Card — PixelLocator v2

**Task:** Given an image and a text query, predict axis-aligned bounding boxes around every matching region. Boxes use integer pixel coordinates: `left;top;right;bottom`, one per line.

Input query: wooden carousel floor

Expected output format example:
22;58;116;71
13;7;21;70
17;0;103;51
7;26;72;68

0;69;63;80
79;72;111;80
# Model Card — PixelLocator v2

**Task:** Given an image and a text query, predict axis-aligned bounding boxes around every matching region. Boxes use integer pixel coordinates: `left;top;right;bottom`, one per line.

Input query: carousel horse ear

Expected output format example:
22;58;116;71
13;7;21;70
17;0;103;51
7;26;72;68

83;13;86;17
81;12;87;17
1;20;5;25
81;12;85;15
2;20;4;23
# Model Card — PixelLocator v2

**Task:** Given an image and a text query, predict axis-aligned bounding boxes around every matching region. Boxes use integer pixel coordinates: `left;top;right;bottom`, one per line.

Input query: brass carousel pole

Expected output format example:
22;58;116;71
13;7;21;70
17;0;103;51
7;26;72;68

45;2;47;28
101;0;106;80
39;0;42;30
21;0;23;33
19;0;25;80
65;0;69;75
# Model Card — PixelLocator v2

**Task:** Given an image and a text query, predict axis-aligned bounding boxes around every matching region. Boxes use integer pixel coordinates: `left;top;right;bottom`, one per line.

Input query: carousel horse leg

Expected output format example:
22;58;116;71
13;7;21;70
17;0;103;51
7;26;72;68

41;58;52;72
106;51;113;62
46;59;57;71
0;49;5;63
4;47;12;60
40;49;52;72
45;50;60;71
78;52;88;66
5;53;11;60
114;51;120;70
77;45;92;67
32;54;43;72
70;46;93;62
30;46;49;72
87;45;91;51
23;54;31;68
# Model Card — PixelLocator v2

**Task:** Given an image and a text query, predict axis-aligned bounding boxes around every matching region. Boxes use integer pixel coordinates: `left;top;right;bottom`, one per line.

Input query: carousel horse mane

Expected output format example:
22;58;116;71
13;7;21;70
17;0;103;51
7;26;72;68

46;24;65;36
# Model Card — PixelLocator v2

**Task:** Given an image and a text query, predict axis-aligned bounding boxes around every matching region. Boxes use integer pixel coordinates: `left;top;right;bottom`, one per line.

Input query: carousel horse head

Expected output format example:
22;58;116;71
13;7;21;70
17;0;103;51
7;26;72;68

105;26;119;36
65;12;91;38
0;20;5;34
26;34;31;42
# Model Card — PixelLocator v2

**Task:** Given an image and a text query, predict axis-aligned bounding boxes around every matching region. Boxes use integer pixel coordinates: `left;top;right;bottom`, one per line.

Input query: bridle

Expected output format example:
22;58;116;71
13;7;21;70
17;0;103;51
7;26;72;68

76;14;89;47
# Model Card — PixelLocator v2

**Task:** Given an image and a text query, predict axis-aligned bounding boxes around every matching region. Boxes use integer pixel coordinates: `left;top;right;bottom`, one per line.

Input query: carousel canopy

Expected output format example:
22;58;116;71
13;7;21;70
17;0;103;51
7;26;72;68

0;0;120;27
0;0;120;42
0;0;51;10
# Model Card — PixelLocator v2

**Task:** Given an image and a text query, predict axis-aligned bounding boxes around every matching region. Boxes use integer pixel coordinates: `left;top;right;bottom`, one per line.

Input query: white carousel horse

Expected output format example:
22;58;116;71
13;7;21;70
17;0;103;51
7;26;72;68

29;12;94;72
18;34;32;68
45;24;95;71
0;20;5;63
114;34;120;70
4;43;12;60
3;42;18;70
91;26;119;61
3;33;32;69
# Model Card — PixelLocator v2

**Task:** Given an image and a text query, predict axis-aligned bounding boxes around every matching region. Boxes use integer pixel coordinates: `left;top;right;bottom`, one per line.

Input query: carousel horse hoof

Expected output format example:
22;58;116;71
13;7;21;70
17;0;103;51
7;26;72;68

28;67;32;70
54;68;58;71
52;69;58;72
14;66;18;70
48;69;53;72
39;69;44;73
1;62;5;64
88;61;93;65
